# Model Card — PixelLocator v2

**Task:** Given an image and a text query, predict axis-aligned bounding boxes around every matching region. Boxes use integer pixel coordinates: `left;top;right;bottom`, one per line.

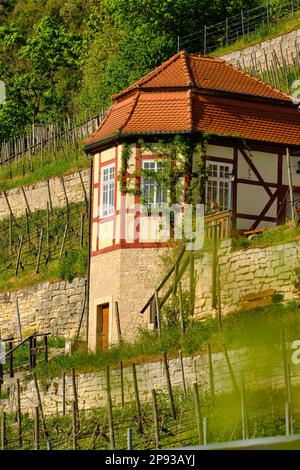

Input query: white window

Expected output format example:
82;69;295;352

142;160;167;207
101;165;115;217
206;162;232;212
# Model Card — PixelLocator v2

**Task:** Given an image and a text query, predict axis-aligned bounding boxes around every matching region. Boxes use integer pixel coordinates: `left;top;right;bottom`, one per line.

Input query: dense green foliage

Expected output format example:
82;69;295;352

0;0;258;143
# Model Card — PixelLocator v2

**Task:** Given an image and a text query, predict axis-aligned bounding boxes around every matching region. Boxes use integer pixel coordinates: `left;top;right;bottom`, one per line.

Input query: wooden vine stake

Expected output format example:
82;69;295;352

163;352;176;420
207;343;215;399
154;289;162;337
72;401;78;450
71;368;80;432
132;362;143;433
223;344;239;395
15;233;24;276
114;301;122;343
193;382;203;445
36;227;44;274
178;282;185;335
33;372;52;450
59;223;68;260
16;378;22;448
151;389;160;448
178;350;186;397
34;406;40;450
106;366;115;449
120;362;124;408
1;411;7;450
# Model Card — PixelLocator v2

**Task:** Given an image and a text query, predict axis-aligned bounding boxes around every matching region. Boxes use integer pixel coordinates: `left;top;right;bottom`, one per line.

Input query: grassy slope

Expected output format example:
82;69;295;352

29;301;300;380
0;202;88;292
0;144;89;193
233;222;300;250
212;11;300;57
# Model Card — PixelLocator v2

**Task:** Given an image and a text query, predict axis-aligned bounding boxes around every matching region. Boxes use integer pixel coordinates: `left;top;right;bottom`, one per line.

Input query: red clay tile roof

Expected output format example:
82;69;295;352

85;51;300;149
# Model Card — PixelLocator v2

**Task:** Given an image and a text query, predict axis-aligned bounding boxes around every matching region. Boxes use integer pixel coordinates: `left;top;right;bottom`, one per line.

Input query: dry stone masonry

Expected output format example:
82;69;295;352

0;277;87;339
1;345;297;416
194;239;300;318
220;28;300;71
0;169;89;221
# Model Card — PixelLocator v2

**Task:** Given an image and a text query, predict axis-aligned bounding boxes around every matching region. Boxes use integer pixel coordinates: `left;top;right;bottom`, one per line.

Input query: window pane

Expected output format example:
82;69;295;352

101;165;115;216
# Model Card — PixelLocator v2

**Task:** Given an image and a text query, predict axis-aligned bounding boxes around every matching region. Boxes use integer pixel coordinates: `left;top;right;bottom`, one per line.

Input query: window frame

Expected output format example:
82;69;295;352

206;161;233;212
141;159;167;208
100;164;115;218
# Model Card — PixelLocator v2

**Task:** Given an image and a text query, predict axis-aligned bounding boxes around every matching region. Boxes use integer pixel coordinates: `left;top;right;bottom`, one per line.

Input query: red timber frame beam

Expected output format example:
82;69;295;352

236;146;285;230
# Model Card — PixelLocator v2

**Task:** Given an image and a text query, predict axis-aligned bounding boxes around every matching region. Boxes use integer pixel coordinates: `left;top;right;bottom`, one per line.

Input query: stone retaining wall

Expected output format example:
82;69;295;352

194;239;300;318
0;277;87;340
220;28;300;71
1;345;297;416
0;168;89;221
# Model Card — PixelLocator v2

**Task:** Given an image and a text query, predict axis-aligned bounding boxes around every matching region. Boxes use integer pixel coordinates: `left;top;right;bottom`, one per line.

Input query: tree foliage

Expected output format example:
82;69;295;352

0;0;259;143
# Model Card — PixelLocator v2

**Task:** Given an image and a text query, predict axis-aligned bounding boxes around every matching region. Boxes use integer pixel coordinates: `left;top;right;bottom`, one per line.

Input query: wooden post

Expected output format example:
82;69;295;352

60;177;69;223
47;180;53;212
114;301;122;343
217;261;222;331
178;350;186;397
154;289;162;337
106;366;115;449
223;344;239;395
207;343;215;399
127;428;133;450
9;212;12;255
193;383;203;445
36;227;44;274
286;148;295;222
8;341;13;378
15;233;23;276
285;401;290;436
16;299;22;341
33;372;52;449
80;213;84;249
211;223;218;308
132;363;143;433
44;335;48;363
120;362;124;408
240;375;249;440
25;208;31;252
151;389;160;448
189;252;195;316
71;368;80;431
62;371;66;416
172;261;179;312
1;411;7;450
28;336;33;370
16;378;22;448
34;406;40;450
203;417;207;445
72;401;78;450
59;223;69;260
46;202;50;261
178;282;185;335
281;330;291;403
163;352;176;420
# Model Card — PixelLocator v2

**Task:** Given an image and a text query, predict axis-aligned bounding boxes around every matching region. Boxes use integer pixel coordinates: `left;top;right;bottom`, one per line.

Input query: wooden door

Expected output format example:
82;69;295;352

96;304;109;350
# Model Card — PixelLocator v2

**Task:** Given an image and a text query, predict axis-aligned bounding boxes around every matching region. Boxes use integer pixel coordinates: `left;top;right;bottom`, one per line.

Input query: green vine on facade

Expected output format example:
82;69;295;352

119;133;211;207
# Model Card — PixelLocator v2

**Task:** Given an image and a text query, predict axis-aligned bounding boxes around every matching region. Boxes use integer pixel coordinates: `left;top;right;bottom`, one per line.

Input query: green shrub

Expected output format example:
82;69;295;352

58;248;87;282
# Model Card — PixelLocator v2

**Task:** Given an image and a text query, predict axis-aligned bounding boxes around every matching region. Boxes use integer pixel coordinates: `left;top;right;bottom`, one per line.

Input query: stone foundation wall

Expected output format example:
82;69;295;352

194;239;300;318
0;168;89;221
220;28;300;71
88;247;171;350
0;278;87;339
1;345;297;416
